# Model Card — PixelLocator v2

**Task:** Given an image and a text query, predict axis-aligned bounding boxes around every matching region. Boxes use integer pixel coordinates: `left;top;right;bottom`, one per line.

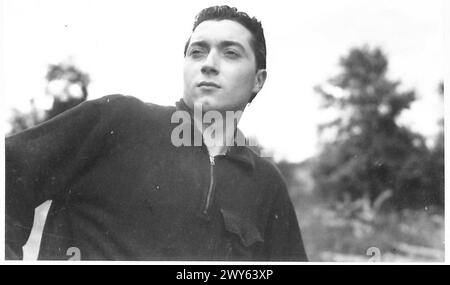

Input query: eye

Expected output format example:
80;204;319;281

189;47;206;58
224;49;240;58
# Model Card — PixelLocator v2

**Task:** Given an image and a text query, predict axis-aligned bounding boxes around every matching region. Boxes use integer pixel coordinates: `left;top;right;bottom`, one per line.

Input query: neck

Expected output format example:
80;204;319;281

192;107;245;157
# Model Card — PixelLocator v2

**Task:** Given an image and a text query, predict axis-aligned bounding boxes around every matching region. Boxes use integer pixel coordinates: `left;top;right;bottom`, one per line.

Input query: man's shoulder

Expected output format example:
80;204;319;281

89;94;176;123
248;150;287;188
93;94;175;113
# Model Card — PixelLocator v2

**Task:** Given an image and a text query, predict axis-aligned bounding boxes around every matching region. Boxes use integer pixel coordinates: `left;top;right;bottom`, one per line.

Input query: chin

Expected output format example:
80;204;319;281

199;101;219;112
193;96;217;110
192;95;242;112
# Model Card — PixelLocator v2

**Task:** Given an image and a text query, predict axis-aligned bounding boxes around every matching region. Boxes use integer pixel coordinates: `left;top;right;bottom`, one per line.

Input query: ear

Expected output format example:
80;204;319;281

252;69;267;94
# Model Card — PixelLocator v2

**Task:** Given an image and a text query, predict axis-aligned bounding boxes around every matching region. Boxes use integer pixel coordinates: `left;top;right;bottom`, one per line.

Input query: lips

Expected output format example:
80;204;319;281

197;81;221;88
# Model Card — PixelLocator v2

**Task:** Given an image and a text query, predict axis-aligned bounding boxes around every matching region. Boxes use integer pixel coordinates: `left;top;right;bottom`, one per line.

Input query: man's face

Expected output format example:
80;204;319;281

183;20;266;112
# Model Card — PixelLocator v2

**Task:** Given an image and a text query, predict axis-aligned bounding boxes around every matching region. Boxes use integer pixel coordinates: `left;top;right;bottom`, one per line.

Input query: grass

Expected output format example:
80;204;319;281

289;186;444;262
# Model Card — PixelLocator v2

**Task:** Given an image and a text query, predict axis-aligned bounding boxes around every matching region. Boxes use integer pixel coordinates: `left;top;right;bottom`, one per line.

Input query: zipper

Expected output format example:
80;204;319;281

202;155;216;215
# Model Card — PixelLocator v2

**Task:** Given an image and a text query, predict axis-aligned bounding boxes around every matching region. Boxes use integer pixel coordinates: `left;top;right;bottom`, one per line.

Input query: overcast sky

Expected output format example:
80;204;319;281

2;0;445;162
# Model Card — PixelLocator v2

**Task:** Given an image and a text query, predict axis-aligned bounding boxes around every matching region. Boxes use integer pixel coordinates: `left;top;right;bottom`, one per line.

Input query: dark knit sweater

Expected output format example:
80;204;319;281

5;95;308;261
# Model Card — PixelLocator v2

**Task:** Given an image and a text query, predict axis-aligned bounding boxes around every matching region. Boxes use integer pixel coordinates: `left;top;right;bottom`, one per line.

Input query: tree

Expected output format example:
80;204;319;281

313;46;433;209
424;82;444;207
8;62;90;135
44;63;90;119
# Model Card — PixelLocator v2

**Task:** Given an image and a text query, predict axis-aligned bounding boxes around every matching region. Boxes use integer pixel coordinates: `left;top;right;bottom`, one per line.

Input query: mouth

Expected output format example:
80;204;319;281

197;81;221;88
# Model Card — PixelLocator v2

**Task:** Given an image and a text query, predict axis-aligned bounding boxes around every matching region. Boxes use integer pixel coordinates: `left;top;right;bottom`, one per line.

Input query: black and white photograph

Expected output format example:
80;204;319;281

2;0;447;263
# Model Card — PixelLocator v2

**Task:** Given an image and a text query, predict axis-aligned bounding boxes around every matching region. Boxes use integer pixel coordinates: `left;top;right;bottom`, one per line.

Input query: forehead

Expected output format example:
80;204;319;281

190;20;253;49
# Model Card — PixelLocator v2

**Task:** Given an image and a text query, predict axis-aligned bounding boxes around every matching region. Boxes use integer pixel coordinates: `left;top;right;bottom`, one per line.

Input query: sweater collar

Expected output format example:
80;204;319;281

175;99;255;171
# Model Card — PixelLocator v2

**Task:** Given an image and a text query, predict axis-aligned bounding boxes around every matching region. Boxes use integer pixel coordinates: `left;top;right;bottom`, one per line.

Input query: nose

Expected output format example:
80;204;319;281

201;50;219;75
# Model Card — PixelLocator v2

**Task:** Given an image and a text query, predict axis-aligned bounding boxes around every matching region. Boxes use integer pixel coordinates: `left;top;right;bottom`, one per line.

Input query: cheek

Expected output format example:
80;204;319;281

229;69;255;92
182;67;190;83
183;63;196;86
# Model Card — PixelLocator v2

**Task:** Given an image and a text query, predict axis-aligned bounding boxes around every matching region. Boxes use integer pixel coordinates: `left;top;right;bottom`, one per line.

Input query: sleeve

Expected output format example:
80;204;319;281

264;176;309;261
5;95;117;259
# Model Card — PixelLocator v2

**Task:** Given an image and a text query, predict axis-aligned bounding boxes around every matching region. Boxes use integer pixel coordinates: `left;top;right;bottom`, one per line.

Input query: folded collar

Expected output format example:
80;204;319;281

175;99;255;171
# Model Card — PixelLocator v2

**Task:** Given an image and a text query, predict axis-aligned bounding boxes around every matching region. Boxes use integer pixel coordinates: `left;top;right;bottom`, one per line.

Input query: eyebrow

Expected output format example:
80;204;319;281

189;40;247;52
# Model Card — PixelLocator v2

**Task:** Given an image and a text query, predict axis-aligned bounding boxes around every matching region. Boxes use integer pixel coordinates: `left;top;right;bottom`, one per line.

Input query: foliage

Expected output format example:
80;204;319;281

8;62;90;135
312;46;443;209
44;63;90;119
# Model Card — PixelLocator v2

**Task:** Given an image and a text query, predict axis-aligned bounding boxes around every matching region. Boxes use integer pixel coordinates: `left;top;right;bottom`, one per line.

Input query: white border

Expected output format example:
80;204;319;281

1;0;448;265
443;0;449;265
1;0;7;263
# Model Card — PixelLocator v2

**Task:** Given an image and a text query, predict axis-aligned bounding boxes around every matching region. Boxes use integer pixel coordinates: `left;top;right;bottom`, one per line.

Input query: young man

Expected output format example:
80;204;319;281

5;6;308;261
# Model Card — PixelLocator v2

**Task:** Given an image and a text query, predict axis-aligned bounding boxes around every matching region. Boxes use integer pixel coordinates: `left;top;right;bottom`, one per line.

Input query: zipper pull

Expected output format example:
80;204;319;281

209;155;215;166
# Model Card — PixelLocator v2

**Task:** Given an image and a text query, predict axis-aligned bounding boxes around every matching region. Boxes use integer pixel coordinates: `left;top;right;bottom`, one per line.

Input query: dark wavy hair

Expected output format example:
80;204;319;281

184;5;266;71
